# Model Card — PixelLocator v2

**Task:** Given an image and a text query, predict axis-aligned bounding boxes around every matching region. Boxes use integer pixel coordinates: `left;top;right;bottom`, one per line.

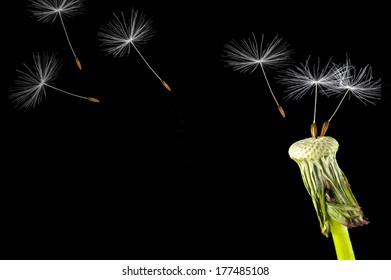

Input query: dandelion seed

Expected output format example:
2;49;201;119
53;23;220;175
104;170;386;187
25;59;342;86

279;56;336;137
222;33;293;117
9;52;99;110
27;0;85;70
97;7;171;92
320;57;381;136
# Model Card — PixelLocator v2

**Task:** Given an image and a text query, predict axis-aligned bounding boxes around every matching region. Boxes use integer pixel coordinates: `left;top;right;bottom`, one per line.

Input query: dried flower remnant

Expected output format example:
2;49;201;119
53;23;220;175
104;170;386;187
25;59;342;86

279;56;335;137
288;136;369;259
98;7;171;92
320;57;381;136
222;33;293;117
9;52;99;110
27;0;85;70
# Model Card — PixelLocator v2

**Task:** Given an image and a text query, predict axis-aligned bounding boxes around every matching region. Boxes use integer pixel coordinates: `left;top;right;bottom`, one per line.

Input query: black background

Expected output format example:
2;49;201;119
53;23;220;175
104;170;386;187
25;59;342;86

3;0;391;260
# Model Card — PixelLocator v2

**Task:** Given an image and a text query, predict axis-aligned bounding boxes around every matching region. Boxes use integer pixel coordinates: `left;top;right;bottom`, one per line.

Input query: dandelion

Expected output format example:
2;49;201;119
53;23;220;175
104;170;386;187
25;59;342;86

27;0;85;70
279;56;336;137
286;56;381;260
222;33;293;117
97;7;171;92
320;57;382;136
9;52;99;110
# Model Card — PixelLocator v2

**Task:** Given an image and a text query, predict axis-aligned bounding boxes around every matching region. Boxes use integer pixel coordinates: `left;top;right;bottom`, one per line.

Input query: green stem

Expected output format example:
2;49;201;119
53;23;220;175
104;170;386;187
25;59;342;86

329;217;355;260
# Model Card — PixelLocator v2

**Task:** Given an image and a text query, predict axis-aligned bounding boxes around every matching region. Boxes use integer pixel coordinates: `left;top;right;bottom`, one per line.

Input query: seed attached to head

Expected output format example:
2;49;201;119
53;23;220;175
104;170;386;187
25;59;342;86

310;123;318;138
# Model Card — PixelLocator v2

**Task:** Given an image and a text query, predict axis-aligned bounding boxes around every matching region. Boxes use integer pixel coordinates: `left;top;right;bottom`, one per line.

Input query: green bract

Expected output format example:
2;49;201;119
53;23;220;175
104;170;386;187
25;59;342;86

288;136;368;238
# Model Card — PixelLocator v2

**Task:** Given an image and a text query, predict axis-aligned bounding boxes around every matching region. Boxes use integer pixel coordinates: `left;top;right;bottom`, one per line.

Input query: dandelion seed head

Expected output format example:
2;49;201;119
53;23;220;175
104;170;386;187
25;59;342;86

222;33;293;74
9;52;62;110
28;0;85;23
279;56;336;101
98;8;156;58
329;59;382;106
